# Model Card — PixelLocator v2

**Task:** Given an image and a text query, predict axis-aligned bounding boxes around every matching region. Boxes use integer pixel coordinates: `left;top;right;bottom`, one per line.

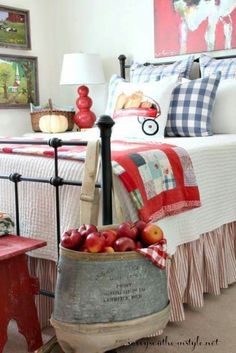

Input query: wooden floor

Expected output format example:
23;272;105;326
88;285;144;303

4;322;54;353
35;336;64;353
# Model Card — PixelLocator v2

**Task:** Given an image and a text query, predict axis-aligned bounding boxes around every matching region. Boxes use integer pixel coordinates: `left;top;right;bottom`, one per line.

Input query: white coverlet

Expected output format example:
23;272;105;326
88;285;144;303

161;135;236;254
113;134;236;255
0;133;236;260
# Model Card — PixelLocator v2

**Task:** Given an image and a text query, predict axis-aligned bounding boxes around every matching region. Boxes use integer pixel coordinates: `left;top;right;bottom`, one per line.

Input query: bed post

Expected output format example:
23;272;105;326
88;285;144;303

97;115;114;225
118;54;127;79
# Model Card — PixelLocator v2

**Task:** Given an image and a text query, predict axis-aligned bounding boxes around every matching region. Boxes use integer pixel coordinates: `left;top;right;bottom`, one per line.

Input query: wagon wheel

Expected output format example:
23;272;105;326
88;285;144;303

142;119;159;135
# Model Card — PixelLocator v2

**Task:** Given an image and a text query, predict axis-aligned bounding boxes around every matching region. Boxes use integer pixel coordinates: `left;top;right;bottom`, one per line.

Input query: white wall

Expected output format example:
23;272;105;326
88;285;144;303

51;0;156;122
1;0;236;136
0;0;55;136
0;0;156;136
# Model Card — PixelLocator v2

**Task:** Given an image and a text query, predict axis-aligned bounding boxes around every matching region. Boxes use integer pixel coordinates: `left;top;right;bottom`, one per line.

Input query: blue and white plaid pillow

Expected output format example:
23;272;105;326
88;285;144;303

200;54;236;80
105;74;126;116
130;56;194;84
166;72;221;137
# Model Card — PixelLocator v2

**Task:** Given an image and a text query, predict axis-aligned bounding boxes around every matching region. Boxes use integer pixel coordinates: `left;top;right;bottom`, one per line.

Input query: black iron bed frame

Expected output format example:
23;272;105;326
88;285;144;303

0;115;114;298
1;52;233;241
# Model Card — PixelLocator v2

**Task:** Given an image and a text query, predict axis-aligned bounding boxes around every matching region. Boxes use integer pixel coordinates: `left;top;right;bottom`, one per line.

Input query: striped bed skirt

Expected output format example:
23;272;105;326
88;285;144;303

29;221;236;329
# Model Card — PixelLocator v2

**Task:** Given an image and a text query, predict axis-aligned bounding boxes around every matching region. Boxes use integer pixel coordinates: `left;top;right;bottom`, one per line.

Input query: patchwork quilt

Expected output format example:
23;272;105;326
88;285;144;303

0;138;201;223
111;140;201;222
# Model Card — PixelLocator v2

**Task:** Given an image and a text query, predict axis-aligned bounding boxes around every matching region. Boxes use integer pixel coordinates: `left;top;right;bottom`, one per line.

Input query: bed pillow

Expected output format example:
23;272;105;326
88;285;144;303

105;74;126;116
110;75;179;140
166;72;221;137
212;79;236;134
130;56;194;83
200;54;236;80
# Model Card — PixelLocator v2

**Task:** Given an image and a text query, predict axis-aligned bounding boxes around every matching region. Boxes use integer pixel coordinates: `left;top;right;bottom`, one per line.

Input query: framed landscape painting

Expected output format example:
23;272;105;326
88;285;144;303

0;54;39;109
154;0;236;58
0;5;31;49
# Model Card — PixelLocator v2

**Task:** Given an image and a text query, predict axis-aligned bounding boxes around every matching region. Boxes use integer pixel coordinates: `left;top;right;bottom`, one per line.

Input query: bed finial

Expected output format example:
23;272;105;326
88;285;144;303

97;115;114;130
118;54;127;79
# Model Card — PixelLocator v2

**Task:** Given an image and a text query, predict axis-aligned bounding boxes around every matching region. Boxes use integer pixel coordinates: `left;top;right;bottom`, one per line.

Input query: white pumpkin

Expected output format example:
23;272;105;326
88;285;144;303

39;114;68;133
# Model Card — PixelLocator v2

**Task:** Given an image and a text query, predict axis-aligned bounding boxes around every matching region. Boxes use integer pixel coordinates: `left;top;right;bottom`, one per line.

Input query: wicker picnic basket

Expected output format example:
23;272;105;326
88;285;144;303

30;99;75;132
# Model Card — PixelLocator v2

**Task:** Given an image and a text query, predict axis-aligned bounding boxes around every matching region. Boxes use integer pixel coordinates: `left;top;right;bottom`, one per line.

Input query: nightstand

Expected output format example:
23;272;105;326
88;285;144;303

0;235;46;352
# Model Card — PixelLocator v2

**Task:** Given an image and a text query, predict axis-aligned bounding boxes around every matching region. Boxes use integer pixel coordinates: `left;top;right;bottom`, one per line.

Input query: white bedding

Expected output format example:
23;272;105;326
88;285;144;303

0;133;236;260
113;134;236;254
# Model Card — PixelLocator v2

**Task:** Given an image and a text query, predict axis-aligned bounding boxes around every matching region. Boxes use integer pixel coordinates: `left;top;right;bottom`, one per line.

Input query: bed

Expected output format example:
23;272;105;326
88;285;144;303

0;52;236;331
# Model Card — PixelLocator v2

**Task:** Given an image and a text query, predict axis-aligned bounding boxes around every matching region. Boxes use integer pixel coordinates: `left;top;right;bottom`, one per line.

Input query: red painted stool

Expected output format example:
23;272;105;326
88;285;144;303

0;235;47;352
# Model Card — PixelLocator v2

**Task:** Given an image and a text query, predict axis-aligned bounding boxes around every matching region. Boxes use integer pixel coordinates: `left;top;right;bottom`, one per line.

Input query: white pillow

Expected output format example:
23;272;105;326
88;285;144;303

130;56;195;83
200;54;236;80
212;79;236;134
105;74;126;116
110;76;178;140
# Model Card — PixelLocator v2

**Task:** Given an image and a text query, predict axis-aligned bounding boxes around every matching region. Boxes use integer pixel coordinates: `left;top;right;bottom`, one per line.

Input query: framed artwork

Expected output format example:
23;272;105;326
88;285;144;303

154;0;236;58
0;5;31;49
0;54;39;109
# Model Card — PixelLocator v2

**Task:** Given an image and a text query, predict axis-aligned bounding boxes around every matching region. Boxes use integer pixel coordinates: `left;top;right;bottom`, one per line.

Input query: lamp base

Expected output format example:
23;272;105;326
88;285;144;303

74;110;96;129
74;85;96;129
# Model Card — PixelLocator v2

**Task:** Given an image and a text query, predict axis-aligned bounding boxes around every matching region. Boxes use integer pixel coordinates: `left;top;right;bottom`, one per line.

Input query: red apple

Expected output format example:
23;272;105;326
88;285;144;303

79;224;98;237
61;228;82;250
117;221;138;240
77;243;88;252
114;237;136;252
135;220;147;233
85;231;106;253
78;244;85;251
61;236;75;250
101;229;117;247
135;240;145;249
104;246;115;253
141;224;164;245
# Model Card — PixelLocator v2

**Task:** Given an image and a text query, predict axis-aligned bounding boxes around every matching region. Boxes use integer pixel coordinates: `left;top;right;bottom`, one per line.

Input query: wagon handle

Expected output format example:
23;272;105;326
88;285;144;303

143;94;161;116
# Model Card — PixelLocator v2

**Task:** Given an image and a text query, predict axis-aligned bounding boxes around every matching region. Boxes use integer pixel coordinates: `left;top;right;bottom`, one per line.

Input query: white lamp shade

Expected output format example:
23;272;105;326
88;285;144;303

60;53;105;85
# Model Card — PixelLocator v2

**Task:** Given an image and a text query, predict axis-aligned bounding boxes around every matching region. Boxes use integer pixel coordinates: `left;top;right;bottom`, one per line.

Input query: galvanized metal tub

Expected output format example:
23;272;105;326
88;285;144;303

51;236;170;353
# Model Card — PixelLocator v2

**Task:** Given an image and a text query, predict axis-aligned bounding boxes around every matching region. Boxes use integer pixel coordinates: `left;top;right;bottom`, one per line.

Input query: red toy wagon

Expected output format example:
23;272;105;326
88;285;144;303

113;96;161;136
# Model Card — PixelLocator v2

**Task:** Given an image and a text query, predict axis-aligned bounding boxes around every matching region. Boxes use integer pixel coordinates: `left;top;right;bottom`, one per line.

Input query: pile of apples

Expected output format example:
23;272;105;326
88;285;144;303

61;220;164;253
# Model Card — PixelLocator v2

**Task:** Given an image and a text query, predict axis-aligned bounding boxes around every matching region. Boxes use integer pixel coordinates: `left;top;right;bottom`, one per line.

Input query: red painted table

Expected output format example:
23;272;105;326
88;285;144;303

0;235;47;352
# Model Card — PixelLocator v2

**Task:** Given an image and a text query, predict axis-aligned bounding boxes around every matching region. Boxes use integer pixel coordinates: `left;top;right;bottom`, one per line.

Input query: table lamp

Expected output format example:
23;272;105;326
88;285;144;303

60;53;105;129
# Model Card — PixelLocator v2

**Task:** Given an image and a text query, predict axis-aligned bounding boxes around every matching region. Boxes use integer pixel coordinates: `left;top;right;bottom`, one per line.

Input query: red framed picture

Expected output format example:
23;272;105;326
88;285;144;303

154;0;236;58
